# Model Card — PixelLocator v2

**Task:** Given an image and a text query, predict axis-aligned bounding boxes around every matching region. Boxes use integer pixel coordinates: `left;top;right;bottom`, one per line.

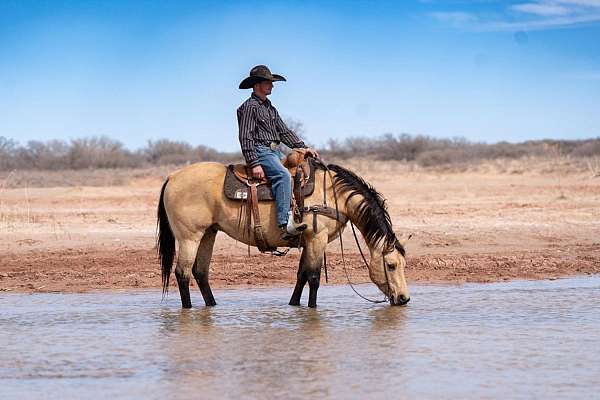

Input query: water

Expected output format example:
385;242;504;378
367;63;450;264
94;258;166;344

1;277;599;399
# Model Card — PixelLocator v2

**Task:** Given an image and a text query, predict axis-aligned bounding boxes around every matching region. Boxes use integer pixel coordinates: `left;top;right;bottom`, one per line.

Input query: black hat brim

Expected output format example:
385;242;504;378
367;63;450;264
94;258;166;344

239;74;286;89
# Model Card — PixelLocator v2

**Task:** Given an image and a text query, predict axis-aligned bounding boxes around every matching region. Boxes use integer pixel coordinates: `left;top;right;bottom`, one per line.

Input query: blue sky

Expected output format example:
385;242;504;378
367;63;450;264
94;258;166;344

1;0;599;150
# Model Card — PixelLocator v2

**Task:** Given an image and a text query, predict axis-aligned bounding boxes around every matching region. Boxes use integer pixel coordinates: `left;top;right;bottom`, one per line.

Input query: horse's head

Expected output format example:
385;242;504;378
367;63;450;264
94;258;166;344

368;238;410;306
326;163;411;306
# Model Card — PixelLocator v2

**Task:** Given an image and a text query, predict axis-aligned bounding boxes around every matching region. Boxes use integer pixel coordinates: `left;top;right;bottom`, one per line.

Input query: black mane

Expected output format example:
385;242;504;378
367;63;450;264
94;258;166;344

328;164;405;256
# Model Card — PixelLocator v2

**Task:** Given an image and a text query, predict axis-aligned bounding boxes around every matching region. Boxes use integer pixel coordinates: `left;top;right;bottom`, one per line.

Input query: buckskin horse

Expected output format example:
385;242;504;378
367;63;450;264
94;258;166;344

156;157;410;308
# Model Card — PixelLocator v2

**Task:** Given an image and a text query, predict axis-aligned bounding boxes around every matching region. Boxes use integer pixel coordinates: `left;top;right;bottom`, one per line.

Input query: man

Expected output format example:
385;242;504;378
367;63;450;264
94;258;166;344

237;65;319;239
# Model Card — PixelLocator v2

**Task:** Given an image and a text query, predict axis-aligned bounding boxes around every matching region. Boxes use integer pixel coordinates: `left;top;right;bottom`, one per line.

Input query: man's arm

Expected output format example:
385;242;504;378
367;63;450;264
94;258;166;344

274;110;306;149
237;105;260;167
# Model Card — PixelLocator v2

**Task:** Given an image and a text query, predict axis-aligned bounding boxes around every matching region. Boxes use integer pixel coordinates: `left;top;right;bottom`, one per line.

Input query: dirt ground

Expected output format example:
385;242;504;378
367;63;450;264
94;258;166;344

1;158;599;294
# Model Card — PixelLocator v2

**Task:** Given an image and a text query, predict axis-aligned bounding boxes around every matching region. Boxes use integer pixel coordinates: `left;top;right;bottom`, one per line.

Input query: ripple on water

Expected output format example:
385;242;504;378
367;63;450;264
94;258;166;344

1;277;599;399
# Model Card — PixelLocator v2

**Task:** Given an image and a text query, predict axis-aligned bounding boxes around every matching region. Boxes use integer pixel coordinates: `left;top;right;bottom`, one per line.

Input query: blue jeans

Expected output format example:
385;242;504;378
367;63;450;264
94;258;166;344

255;144;291;226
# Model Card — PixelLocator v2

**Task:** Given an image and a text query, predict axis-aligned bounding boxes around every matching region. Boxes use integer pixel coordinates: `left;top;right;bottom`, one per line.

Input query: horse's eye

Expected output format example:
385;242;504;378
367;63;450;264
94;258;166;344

387;263;396;271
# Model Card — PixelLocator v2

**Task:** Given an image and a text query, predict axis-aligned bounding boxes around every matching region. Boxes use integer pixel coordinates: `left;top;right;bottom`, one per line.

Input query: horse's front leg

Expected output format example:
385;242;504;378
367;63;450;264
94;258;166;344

291;228;328;308
307;266;321;308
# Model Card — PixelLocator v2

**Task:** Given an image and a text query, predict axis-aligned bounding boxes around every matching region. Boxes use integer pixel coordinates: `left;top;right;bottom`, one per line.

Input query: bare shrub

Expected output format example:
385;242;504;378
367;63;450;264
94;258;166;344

144;140;240;165
144;139;195;165
417;149;459;167
2;134;599;171
322;135;600;167
68;136;140;169
0;137;19;170
571;140;600;157
22;140;70;170
585;157;600;178
284;118;306;141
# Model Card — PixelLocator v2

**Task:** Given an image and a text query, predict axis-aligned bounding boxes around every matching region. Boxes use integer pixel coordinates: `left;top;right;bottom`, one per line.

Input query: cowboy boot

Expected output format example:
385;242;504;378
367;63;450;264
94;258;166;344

280;211;307;240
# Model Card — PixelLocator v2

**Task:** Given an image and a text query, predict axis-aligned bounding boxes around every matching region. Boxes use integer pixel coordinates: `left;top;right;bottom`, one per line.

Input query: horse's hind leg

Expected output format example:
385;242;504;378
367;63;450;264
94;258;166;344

192;226;218;307
175;239;201;309
289;250;308;306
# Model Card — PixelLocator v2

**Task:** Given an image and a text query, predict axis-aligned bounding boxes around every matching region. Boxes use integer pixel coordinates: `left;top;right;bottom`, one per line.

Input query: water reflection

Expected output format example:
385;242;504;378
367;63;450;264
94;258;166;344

156;301;335;398
1;278;599;399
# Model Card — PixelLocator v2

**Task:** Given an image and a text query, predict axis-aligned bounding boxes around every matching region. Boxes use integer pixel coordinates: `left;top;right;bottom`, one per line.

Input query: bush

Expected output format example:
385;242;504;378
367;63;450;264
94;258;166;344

24;140;71;170
0;135;243;171
571;139;600;157
321;135;600;166
1;134;599;171
144;139;195;165
0;136;19;170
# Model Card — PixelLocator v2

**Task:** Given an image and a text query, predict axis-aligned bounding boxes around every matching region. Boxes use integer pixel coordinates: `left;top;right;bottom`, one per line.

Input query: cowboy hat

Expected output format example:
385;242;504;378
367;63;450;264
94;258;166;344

239;65;286;89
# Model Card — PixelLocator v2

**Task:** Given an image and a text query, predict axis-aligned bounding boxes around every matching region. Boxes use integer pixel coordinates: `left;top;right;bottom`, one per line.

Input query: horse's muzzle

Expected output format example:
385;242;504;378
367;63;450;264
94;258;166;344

390;294;410;306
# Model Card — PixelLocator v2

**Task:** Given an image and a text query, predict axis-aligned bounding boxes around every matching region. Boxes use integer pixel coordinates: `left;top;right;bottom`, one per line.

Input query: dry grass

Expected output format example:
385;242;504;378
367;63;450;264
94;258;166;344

338;155;594;176
1;156;596;189
2;156;599;292
2;134;600;189
0;165;171;188
586;157;600;178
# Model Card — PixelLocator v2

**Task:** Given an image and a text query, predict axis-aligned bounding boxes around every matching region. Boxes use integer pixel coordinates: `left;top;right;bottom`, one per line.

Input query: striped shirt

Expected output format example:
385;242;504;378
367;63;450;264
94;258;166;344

237;92;306;167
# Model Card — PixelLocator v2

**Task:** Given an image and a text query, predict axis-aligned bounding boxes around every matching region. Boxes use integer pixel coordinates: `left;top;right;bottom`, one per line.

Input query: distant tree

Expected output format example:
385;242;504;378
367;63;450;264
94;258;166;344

283;117;306;140
144;139;195;165
1;134;599;171
68;136;137;169
0;136;18;169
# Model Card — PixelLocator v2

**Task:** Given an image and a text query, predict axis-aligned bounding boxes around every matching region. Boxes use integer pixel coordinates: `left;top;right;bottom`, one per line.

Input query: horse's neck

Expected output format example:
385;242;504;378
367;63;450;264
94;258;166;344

338;189;363;225
336;190;382;258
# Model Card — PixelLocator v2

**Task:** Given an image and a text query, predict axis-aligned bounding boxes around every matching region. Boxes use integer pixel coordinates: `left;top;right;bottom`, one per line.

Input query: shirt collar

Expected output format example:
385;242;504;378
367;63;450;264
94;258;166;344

251;92;271;106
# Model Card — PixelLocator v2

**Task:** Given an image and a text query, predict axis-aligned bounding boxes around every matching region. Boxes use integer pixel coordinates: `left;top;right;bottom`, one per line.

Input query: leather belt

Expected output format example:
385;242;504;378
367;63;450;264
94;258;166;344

258;140;281;150
302;205;348;233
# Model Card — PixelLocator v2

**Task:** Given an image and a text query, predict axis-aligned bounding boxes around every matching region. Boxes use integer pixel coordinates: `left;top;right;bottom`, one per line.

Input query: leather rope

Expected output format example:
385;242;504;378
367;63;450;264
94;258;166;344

313;160;390;303
347;220;390;304
249;182;272;253
240;157;392;303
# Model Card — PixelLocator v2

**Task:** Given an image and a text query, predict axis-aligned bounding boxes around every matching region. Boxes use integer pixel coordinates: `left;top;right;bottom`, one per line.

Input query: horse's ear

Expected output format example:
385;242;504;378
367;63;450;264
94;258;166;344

396;233;413;247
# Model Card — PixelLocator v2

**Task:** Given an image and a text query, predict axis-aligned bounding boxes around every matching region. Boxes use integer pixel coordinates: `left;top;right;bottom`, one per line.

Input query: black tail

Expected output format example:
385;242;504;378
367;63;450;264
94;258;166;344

157;178;175;295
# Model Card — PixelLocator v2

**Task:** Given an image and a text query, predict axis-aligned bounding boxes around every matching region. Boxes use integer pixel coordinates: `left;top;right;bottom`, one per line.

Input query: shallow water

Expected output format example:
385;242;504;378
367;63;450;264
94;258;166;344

1;277;599;399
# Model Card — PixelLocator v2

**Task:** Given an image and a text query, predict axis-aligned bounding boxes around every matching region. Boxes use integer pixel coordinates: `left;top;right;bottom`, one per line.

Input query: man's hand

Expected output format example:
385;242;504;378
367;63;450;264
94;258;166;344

304;147;320;159
251;165;265;180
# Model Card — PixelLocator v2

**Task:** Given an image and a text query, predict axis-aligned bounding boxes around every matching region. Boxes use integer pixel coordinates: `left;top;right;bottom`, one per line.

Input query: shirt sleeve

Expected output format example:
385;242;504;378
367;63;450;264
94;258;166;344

237;105;260;167
275;109;306;149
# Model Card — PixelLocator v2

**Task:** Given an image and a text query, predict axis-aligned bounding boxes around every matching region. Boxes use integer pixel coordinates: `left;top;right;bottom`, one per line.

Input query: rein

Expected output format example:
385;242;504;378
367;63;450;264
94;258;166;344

240;156;393;303
346;221;391;304
314;159;390;304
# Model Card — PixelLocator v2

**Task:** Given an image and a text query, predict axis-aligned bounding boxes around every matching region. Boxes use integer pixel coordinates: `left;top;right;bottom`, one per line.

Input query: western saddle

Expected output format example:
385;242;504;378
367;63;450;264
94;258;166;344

224;149;316;252
224;149;315;200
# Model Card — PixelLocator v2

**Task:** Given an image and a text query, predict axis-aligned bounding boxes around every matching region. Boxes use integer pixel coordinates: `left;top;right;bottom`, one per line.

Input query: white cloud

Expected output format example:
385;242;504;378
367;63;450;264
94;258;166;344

511;3;572;16
429;0;600;31
484;13;600;30
557;0;600;6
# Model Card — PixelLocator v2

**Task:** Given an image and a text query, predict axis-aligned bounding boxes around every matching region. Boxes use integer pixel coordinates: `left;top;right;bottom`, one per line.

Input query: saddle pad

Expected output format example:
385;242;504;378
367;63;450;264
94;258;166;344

224;159;317;201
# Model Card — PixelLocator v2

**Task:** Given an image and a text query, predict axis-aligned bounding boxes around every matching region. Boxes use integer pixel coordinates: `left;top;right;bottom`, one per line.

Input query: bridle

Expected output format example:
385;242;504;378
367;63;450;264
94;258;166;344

316;159;395;304
344;221;394;304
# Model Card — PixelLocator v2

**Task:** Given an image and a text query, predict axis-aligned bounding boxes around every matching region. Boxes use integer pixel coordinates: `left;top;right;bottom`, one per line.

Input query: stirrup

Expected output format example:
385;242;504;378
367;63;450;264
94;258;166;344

285;211;306;235
280;227;302;240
